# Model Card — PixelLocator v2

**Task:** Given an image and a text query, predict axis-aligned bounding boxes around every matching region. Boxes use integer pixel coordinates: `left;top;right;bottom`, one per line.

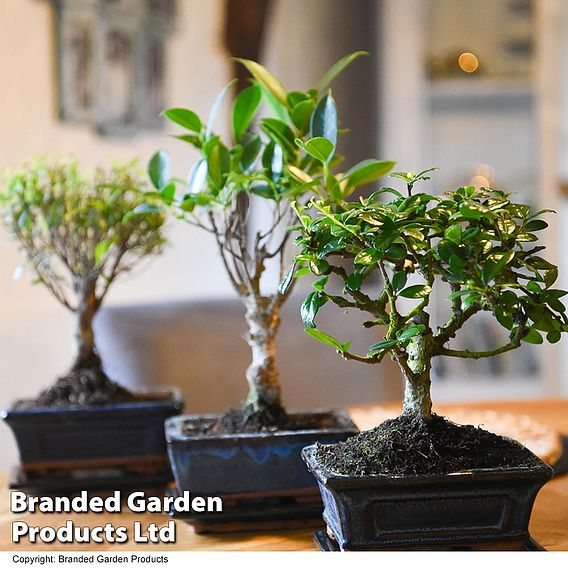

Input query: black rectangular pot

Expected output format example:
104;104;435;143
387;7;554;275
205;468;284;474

3;391;183;474
165;410;357;497
302;444;553;550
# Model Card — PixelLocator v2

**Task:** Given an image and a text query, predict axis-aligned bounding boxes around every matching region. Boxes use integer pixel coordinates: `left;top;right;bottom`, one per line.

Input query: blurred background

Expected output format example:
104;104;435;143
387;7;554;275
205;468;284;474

1;0;568;466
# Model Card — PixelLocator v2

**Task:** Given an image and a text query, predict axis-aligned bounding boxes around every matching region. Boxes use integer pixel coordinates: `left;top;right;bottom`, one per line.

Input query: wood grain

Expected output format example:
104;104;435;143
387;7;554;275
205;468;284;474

1;399;567;551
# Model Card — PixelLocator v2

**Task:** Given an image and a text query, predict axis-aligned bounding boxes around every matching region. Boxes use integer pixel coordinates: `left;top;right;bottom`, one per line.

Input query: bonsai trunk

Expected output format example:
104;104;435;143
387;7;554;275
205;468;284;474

243;296;285;424
34;276;135;407
401;334;432;420
74;278;100;371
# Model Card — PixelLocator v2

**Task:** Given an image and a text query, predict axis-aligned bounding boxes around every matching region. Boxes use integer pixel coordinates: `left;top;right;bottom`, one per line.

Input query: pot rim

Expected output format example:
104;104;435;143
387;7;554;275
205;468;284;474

165;409;358;442
301;443;554;486
1;386;183;418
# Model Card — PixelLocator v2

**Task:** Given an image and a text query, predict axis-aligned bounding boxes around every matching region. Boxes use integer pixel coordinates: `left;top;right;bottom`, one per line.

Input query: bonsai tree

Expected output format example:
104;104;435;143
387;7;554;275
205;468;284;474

147;53;393;427
0;159;166;406
289;170;568;473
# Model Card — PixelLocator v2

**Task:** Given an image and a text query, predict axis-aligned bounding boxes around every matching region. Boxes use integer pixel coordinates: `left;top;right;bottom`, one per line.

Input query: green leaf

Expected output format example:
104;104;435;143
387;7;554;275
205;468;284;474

384;244;406;260
522;327;544;344
496;217;517;235
162;108;202;132
125;203;161;221
500;290;518;307
462;227;481;241
445;225;461;244
449;255;466;273
305;328;350;353
547;296;567;313
207;142;230;191
316;51;368;92
318;238;344;257
448;289;474;301
398;324;426;342
368;339;399;356
261;118;297;155
235;58;288;105
309;258;330;275
524;219;548;232
240;135;262;172
206;80;237;139
302;137;335;163
148;150;170;190
291;99;315;132
527;281;541;294
459;205;486;220
437;240;461;263
547;330;561;343
174;134;202;148
160;181;176;202
279;262;296;295
531;309;557;332
301;291;328;328
482;251;514;284
310;92;337;149
179;196;195;212
287;91;309;107
94;241;111;264
354;247;380;265
232;84;262;142
262;141;283;181
399;284;431;299
287;165;313;184
325;172;343;200
341;160;395;191
494;305;514;330
259;84;290;122
392;271;408;293
294;267;311;279
313;275;328;292
187;159;207;193
545;268;558;289
528;257;556;271
346;270;364;291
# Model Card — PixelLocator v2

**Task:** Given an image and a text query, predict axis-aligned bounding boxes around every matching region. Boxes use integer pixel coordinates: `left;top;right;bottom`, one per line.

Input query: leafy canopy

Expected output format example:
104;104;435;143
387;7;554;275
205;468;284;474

0;158;166;312
146;51;392;219
288;171;568;366
144;52;394;307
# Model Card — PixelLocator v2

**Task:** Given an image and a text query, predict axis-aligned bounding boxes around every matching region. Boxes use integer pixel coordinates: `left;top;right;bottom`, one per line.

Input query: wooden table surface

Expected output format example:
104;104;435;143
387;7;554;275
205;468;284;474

1;399;567;551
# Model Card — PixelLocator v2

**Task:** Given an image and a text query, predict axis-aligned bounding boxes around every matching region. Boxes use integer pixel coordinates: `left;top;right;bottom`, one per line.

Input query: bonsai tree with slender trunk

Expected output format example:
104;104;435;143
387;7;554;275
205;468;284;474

0;159;166;406
147;53;393;427
289;169;567;472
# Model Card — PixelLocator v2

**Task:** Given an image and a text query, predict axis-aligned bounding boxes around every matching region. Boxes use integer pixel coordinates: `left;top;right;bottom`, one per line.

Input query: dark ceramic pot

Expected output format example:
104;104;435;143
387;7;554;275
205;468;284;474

302;444;553;550
166;410;357;497
3;390;183;474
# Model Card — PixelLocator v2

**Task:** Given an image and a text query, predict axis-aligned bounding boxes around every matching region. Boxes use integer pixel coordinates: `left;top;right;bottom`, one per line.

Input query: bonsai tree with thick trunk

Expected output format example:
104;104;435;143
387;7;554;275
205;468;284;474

290;169;568;473
0;159;166;406
147;53;393;428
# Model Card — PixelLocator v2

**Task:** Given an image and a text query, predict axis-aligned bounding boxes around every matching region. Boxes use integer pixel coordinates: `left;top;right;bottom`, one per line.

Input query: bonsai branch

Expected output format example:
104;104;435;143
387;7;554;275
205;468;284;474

437;341;521;360
434;302;481;346
341;350;385;364
328;264;387;316
35;271;75;312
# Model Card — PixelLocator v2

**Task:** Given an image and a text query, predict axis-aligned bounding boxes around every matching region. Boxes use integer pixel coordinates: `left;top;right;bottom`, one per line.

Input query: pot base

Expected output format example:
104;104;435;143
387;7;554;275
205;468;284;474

166;484;325;534
312;530;545;551
303;444;553;551
8;464;172;495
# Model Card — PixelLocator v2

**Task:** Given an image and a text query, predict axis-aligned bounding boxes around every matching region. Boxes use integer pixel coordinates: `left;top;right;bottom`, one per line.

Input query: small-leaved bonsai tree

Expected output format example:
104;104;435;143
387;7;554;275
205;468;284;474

0;159;166;406
147;53;393;428
290;170;567;474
